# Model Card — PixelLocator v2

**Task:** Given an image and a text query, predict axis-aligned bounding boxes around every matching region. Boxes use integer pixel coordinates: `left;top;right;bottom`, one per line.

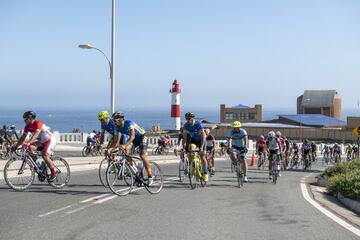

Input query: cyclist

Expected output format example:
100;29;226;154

301;139;312;169
311;141;317;162
205;128;216;175
346;144;353;160
332;143;342;163
256;135;267;168
7;125;19;144
98;110;128;150
266;131;281;179
352;143;358;159
283;136;291;169
0;125;12;150
275;131;286;169
12;111;58;181
87;130;97;147
227;121;249;182
321;144;330;163
182;112;208;182
108;112;153;184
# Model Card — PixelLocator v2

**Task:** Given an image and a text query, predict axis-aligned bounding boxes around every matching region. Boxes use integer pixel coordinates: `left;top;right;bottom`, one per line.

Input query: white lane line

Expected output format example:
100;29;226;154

79;193;111;203
39;176;179;217
39;203;79;217
300;177;360;237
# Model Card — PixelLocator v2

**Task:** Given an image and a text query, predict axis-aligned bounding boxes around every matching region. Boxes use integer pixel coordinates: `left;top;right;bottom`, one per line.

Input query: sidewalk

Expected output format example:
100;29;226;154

306;175;360;229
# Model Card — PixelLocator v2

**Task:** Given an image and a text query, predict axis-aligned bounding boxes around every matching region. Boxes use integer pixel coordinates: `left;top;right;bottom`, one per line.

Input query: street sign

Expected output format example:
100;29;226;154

353;125;360;137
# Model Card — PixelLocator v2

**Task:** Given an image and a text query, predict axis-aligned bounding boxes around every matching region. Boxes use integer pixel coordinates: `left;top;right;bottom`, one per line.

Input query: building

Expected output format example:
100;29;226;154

297;90;342;119
267;114;346;128
220;104;262;123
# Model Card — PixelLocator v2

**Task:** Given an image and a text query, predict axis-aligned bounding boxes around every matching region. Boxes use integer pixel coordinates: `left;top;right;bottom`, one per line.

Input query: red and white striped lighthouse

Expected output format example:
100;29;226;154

170;79;181;130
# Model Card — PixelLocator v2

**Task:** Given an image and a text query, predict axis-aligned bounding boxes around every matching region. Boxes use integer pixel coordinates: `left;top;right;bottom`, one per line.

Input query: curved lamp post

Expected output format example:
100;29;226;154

78;0;116;114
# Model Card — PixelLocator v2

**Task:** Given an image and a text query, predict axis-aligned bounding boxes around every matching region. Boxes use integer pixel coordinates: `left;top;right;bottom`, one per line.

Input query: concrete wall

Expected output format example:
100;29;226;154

210;126;357;142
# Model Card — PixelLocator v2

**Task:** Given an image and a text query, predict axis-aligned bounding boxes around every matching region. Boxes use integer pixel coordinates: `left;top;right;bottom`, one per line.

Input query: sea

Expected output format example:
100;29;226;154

0;107;359;133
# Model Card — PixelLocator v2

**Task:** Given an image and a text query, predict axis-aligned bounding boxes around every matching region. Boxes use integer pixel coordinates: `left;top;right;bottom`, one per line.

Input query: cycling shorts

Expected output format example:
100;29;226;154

133;135;148;151
33;136;56;155
231;146;246;157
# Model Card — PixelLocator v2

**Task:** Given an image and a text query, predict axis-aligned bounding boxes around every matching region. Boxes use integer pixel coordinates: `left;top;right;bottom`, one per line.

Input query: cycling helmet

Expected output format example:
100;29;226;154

23;111;36;119
10;125;16;129
275;131;282;137
112;111;125;120
268;131;275;138
259;135;264;140
232;121;241;128
185;112;195;120
97;111;109;120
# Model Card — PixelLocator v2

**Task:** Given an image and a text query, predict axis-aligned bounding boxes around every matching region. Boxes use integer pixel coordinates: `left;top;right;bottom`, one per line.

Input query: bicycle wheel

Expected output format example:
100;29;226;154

144;161;164;194
90;146;97;156
188;161;197;189
272;164;278;184
106;161;133;196
257;155;262;170
4;157;35;191
178;158;189;182
82;146;90;157
152;147;158;155
163;147;169;155
99;158;110;187
237;161;243;188
49;157;70;189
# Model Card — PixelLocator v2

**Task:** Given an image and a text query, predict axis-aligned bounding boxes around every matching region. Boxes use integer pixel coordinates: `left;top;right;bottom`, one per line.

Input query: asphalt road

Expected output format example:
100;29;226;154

0;160;358;240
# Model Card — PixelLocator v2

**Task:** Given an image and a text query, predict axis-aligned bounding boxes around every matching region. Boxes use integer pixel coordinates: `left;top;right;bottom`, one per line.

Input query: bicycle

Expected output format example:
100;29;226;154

206;151;215;176
178;149;189;182
81;144;101;157
188;150;206;189
257;151;266;170
106;153;164;196
333;151;341;163
98;148;125;188
231;149;246;188
3;148;70;191
289;152;300;169
302;152;312;170
269;152;280;184
152;145;169;155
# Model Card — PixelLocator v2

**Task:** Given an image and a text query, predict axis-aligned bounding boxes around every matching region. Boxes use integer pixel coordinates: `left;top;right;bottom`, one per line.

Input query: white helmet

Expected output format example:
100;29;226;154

275;131;282;137
268;131;275;138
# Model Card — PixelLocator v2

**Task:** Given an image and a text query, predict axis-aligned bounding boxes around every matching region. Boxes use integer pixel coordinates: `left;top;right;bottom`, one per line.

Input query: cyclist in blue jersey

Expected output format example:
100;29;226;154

98;111;128;149
182;112;208;182
108;112;153;184
227;121;249;182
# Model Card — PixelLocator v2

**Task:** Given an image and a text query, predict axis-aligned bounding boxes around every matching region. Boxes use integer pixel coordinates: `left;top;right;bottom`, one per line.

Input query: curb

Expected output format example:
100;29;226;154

337;193;360;215
315;175;360;216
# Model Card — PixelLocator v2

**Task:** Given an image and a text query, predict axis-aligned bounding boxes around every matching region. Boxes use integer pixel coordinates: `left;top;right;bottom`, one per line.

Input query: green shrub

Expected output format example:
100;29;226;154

320;159;360;179
327;169;360;201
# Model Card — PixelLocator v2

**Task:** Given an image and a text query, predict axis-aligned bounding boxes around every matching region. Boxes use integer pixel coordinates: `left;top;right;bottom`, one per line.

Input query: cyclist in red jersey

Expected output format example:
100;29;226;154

12;111;58;181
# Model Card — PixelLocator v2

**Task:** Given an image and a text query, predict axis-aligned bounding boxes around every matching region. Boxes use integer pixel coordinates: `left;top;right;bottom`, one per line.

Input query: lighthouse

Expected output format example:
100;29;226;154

170;80;181;130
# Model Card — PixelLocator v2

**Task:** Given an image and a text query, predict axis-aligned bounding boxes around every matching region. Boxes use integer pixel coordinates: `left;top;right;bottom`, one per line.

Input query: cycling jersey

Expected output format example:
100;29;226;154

183;121;203;141
227;129;247;148
115;120;145;139
23;120;53;143
101;119;116;136
266;137;280;151
256;140;266;151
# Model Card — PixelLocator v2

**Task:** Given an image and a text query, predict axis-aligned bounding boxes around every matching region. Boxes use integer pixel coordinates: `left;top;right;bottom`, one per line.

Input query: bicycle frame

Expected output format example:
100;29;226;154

19;148;48;178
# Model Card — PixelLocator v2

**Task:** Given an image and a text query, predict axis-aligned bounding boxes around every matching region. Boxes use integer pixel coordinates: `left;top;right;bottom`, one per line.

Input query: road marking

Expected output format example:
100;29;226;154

39;203;79;217
300;176;360;237
39;176;179;217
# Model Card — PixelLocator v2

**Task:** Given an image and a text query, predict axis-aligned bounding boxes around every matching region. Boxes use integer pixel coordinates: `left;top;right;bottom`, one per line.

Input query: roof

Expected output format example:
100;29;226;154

213;122;310;129
232;104;250;109
301;90;338;107
279;114;346;127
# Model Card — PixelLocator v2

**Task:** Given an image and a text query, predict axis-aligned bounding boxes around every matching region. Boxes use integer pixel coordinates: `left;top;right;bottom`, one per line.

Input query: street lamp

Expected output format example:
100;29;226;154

78;0;116;114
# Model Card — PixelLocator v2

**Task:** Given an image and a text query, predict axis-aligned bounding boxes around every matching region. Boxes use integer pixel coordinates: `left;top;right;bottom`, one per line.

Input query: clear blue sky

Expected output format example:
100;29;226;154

1;0;360;111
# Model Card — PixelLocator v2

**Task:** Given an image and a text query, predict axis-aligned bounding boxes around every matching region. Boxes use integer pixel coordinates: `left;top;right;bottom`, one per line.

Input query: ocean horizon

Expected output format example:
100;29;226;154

0;107;359;133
